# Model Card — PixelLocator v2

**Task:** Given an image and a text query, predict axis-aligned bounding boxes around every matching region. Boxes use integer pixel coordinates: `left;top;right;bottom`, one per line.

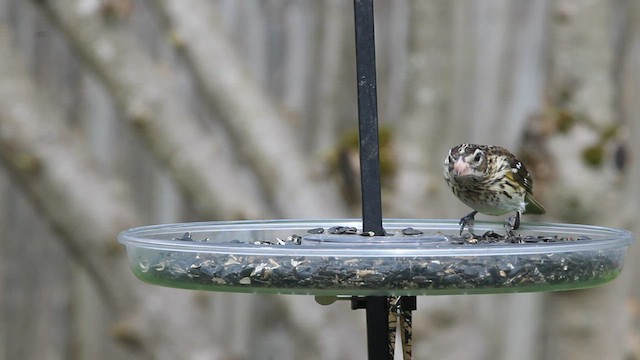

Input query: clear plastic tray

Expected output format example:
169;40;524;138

118;219;633;296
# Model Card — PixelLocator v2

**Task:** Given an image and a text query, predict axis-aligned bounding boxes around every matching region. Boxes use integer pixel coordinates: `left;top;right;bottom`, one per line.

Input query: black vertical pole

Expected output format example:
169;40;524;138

354;0;384;237
353;1;390;360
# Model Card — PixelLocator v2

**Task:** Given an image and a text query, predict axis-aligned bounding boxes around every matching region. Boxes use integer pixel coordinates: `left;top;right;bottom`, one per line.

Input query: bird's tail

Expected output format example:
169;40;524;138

523;193;545;215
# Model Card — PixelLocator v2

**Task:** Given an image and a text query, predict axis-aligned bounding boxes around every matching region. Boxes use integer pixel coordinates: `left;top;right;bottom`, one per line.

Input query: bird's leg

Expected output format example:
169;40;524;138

503;211;521;237
459;210;478;235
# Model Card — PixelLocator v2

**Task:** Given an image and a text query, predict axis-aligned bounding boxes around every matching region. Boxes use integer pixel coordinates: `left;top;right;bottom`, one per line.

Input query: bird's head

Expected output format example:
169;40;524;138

445;144;488;178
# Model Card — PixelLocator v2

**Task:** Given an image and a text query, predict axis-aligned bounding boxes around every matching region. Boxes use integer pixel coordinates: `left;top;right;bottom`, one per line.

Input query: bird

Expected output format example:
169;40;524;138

443;144;545;236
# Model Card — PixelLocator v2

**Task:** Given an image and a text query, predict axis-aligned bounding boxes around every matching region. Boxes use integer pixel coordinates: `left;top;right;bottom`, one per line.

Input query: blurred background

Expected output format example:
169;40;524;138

1;0;639;359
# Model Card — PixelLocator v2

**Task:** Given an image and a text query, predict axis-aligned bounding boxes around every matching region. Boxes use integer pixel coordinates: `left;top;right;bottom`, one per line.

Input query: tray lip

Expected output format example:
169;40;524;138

118;218;634;257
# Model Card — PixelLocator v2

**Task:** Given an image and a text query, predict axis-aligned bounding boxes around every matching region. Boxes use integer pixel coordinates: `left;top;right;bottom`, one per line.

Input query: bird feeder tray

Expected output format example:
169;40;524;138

118;219;632;296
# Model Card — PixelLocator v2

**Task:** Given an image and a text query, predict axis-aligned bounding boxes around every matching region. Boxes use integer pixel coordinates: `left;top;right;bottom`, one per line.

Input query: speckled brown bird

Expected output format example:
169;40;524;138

444;144;545;235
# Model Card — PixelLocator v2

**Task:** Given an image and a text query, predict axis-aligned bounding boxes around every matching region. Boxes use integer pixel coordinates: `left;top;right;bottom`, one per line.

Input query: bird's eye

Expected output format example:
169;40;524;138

473;151;483;163
447;150;455;163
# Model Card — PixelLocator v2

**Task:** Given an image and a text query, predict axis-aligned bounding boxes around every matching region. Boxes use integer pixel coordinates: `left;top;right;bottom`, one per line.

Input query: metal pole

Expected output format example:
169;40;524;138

354;0;384;237
353;1;391;360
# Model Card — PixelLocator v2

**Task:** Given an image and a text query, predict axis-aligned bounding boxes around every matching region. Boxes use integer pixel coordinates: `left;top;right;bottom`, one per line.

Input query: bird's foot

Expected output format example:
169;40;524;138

459;210;478;235
503;212;521;237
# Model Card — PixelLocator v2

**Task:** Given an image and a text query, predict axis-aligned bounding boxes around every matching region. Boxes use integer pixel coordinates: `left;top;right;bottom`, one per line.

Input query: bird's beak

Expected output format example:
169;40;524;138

453;158;472;177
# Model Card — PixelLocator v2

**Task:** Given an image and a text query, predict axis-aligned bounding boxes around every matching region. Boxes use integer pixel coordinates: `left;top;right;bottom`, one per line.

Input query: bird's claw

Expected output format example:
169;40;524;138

503;212;521;237
459;210;478;235
503;222;515;237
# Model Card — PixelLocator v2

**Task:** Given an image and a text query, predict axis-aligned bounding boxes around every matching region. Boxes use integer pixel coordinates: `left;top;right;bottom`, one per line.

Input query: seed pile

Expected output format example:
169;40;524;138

131;227;624;294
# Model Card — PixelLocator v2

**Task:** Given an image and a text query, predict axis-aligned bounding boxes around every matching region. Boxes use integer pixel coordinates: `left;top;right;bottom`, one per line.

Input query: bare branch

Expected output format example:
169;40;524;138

0;28;151;349
0;34;137;313
35;0;275;220
152;0;349;218
390;1;458;218
312;0;352;154
0;30;229;359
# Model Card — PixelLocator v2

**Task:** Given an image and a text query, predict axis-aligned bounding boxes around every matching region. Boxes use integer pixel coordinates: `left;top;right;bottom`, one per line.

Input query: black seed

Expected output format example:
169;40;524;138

482;231;503;239
240;266;255;277
442;273;461;285
402;227;424;236
188;264;202;276
289;234;302;245
328;226;358;235
307;227;325;234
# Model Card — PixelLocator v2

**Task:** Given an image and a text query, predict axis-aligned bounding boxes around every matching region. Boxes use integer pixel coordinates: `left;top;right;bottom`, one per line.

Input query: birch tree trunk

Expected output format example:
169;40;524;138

541;1;636;359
